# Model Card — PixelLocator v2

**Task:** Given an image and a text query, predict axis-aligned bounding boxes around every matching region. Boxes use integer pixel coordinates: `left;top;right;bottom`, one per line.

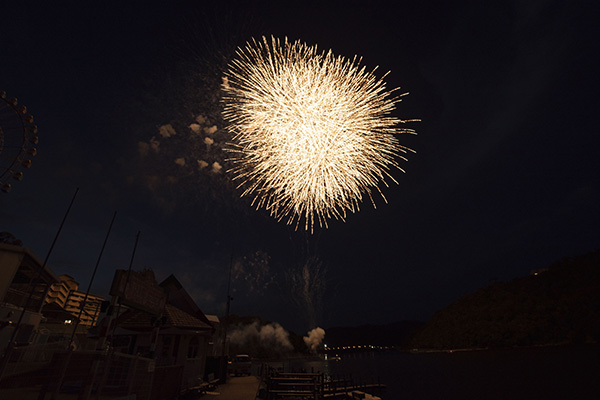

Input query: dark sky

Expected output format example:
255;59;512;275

2;1;599;334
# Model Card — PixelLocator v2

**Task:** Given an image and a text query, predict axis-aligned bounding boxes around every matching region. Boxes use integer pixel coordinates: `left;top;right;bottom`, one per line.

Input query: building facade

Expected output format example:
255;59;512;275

46;274;104;326
0;242;58;347
107;273;214;392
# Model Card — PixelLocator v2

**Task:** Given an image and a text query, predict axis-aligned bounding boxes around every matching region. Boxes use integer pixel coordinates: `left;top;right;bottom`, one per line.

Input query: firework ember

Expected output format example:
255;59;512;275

222;36;416;231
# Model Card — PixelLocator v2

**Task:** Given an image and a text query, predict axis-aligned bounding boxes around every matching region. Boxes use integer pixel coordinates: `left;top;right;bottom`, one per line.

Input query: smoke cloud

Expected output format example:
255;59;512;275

211;161;222;173
303;327;325;352
197;160;209;169
229;321;293;353
204;125;218;135
158;124;176;138
174;157;185;166
189;123;202;133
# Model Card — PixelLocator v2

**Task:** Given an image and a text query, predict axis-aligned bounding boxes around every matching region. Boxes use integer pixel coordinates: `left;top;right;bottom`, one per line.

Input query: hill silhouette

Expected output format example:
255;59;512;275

410;249;600;350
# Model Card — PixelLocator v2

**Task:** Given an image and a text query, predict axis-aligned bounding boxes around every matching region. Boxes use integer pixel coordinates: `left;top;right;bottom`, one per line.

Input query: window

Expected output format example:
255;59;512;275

187;337;199;358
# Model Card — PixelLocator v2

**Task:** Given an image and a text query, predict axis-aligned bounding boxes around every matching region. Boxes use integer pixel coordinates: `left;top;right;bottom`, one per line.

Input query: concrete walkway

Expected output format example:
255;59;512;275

201;376;262;400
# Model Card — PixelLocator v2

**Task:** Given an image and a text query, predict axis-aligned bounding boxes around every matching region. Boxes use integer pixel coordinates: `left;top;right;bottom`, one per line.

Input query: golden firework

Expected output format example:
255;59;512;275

222;36;416;231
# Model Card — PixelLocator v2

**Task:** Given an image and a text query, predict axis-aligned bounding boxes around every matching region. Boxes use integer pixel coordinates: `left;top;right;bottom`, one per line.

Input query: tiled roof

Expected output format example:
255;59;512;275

116;304;212;332
164;304;212;329
159;274;212;326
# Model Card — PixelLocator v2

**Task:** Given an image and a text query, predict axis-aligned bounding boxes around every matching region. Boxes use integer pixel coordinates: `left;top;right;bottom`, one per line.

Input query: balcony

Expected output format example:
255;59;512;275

2;287;45;312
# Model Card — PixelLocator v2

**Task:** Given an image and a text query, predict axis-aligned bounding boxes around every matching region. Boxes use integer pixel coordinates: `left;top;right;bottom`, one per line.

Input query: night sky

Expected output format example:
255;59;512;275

2;1;599;334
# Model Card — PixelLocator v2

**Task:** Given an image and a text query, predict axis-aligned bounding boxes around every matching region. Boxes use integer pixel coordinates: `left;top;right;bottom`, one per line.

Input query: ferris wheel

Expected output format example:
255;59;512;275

0;90;38;193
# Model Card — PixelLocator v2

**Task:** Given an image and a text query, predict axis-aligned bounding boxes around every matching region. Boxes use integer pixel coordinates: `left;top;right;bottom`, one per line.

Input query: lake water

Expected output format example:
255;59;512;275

261;345;600;399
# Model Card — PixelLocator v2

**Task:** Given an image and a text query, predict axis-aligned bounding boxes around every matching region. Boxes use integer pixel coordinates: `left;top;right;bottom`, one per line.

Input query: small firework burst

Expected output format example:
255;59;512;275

222;36;416;231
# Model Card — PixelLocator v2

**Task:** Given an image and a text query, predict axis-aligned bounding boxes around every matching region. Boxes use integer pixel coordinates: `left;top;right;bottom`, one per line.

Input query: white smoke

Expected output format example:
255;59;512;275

204;125;218;135
211;161;222;173
204;136;214;152
197;160;209;169
174;157;185;166
158;124;176;138
189;123;202;133
229;321;293;352
149;136;160;153
303;327;325;352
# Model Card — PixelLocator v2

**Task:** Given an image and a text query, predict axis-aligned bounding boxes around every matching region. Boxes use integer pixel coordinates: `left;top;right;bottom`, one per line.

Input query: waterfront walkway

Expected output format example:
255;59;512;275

200;376;262;400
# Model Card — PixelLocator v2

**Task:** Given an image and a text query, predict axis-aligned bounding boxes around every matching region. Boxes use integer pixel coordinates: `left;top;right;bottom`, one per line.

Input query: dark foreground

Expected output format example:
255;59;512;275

199;376;261;400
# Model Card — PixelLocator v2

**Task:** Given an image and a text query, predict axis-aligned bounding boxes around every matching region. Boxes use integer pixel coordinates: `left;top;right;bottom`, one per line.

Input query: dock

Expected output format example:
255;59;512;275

259;370;385;400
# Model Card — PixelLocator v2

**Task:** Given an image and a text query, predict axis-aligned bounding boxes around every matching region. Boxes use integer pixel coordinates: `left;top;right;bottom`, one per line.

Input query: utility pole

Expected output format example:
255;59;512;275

69;211;116;348
220;251;234;383
97;231;140;351
0;187;79;380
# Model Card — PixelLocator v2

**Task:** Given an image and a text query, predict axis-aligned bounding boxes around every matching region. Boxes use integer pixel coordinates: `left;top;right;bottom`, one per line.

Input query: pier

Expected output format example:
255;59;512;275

258;367;385;400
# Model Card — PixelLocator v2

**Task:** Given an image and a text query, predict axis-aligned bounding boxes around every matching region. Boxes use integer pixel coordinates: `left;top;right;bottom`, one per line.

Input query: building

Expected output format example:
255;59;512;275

107;272;215;393
63;290;104;327
45;274;77;308
205;314;222;356
46;274;104;326
0;242;58;347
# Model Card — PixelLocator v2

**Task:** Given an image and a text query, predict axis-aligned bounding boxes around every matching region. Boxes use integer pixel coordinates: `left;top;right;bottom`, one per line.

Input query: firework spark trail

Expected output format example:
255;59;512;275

285;255;326;329
222;36;416;231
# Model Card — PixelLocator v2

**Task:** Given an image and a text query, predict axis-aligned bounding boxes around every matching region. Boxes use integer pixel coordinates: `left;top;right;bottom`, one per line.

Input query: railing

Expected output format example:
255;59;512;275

8;340;69;363
323;374;386;399
263;369;323;400
258;363;385;400
1;340;69;378
2;287;45;311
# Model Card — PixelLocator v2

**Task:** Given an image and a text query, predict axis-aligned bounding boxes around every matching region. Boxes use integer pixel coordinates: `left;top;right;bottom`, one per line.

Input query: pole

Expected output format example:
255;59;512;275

0;187;79;380
69;211;117;348
102;231;140;350
220;250;234;382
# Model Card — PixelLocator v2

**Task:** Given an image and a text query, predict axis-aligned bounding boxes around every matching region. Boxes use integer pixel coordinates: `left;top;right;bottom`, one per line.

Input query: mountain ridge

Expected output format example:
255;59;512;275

409;249;600;349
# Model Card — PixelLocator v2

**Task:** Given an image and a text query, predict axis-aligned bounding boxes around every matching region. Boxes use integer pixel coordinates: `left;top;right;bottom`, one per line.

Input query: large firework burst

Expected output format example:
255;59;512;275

222;36;416;231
